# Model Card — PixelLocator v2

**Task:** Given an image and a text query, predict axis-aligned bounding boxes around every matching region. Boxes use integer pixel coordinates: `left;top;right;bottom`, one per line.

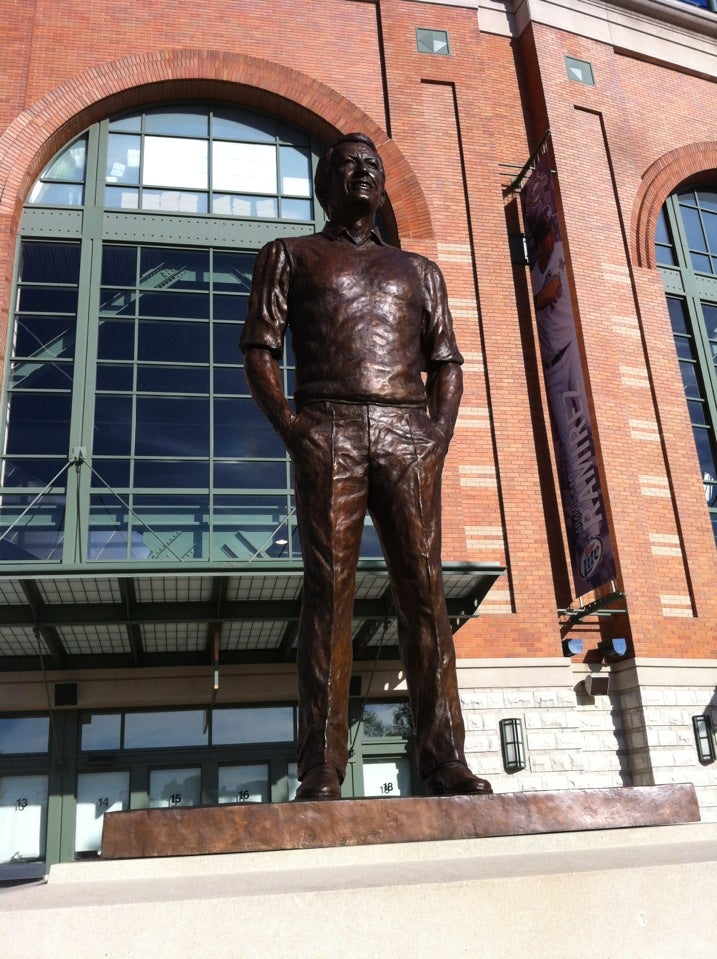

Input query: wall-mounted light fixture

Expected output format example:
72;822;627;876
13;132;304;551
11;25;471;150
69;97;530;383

692;714;716;764
583;672;610;696
499;718;526;773
597;637;628;663
562;638;583;657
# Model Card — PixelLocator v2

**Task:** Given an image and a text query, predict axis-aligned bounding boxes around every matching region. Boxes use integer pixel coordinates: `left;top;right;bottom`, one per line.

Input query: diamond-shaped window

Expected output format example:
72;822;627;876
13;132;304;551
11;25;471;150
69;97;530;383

565;57;595;85
416;28;450;57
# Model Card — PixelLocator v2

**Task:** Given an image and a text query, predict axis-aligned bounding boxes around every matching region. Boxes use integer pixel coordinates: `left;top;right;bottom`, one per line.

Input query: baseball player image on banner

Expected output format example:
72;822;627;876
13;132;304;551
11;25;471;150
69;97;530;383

522;147;616;598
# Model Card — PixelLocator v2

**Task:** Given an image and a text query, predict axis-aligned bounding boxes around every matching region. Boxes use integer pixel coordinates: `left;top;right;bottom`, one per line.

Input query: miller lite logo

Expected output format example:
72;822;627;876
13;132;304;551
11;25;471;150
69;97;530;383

579;537;603;580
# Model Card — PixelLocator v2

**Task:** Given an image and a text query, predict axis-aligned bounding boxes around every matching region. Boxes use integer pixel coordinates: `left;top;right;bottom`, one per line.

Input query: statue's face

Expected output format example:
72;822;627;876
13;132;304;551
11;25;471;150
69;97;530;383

326;141;385;221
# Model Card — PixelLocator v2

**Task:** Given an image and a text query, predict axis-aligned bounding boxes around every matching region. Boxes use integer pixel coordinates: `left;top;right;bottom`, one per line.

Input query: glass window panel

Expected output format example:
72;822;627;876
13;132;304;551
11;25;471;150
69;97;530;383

703;304;717;340
1;457;68;488
213;320;245;361
15;315;77;357
0;775;48;863
363;758;411;798
213;459;288;489
137;320;208;362
137;291;209;320
105;187;139;210
90;459;131;488
95;363;134;391
75;771;130;854
105;134;141;185
360;519;383;558
212;142;277;194
212;109;275;142
674;336;695;361
682;205;707;251
361;702;413;738
5;393;72;455
130;494;209;561
213;252;254;291
80;713;122;751
679;360;700;396
679;190;698;210
145;107;208;137
214;367;246;395
140;248;210;290
17;286;78;314
694;427;717;485
655;243;676;267
213;494;292;560
690;252;712;274
0;716;49;753
688;399;708;426
149;767;201;808
142;190;208;214
109;113;142;132
212;194;278;218
218;764;269;804
44;139;87;182
93;395;133;455
280;198;312;221
697;188;717;213
655;208;672;246
133;459;209;488
287;761;299;801
28;181;85;206
666;297;689;334
0;495;66;561
100;289;138;317
135;397;209;457
87;497;130;561
124;710;208;749
213;398;285;458
213;294;247;323
279;146;311;197
97;319;135;359
102;246;137;286
212;706;294;744
703;211;717;254
10;358;74;392
20;242;81;283
136;364;209;394
143;137;208;189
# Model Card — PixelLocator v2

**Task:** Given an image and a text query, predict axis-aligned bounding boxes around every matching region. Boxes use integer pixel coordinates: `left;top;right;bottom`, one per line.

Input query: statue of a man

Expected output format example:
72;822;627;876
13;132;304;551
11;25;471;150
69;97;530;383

241;133;492;800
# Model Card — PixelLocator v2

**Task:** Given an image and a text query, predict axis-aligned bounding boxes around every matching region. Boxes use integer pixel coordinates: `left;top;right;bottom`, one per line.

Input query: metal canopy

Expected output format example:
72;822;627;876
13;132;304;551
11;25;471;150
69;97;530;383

0;561;505;670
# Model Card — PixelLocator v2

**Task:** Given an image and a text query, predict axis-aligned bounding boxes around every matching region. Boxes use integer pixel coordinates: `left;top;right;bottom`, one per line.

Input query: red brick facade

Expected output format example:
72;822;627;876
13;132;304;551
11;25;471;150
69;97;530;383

0;0;715;665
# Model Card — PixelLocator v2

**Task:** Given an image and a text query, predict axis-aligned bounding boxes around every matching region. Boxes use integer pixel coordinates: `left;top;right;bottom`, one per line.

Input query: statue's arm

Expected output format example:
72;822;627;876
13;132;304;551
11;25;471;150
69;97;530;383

426;361;463;443
243;347;297;440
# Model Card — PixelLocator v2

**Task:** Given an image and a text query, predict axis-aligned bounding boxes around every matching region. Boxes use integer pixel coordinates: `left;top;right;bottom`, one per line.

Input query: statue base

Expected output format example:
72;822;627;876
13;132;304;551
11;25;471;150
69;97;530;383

100;783;699;860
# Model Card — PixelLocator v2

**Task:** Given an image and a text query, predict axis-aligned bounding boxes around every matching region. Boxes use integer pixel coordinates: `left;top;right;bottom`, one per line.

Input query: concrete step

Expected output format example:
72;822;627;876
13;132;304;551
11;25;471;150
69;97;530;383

1;822;716;959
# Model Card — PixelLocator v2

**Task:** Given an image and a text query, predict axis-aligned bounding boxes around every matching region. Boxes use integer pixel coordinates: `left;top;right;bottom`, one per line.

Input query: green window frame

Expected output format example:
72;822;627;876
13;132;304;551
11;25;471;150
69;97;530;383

1;104;385;569
656;188;717;544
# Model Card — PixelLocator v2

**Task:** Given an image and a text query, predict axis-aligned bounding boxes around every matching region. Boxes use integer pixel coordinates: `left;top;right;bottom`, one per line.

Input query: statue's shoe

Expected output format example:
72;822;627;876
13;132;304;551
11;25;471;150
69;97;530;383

424;762;493;796
294;764;342;801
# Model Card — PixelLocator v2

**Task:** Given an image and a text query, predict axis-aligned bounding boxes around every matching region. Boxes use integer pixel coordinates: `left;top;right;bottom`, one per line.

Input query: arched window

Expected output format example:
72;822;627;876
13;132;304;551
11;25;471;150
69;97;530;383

656;185;717;544
1;104;382;566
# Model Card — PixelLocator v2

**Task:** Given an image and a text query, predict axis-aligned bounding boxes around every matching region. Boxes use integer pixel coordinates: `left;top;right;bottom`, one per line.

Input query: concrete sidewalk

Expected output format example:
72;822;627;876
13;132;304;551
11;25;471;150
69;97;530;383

2;822;716;958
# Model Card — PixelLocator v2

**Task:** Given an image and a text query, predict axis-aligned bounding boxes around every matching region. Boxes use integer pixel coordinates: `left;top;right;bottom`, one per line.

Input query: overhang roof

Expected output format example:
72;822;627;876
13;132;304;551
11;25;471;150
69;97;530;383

0;561;505;670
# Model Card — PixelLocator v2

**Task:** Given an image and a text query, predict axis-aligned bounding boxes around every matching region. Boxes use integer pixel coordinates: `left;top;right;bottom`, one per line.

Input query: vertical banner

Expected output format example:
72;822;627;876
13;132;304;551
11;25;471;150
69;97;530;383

521;148;616;598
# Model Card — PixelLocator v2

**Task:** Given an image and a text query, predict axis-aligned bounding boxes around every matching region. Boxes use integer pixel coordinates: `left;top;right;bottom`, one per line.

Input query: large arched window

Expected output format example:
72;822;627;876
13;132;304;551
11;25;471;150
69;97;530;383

656;185;717;544
1;104;382;567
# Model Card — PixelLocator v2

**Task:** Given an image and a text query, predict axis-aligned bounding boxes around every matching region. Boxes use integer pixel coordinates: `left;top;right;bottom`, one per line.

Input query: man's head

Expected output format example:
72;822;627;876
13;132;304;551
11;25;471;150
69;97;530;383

315;133;386;222
533;214;555;255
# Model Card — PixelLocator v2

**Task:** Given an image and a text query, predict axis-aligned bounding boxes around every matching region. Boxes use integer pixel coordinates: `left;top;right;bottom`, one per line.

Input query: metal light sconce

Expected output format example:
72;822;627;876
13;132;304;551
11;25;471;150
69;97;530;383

597;637;628;663
692;714;716;764
499;718;526;773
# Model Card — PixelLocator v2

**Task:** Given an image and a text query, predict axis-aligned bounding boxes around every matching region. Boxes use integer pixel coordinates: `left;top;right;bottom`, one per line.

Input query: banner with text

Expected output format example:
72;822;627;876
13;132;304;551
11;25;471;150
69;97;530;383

521;148;616;598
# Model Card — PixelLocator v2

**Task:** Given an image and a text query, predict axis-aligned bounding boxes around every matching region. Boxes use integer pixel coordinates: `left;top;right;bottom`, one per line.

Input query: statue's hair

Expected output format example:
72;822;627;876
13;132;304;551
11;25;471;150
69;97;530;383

314;133;384;213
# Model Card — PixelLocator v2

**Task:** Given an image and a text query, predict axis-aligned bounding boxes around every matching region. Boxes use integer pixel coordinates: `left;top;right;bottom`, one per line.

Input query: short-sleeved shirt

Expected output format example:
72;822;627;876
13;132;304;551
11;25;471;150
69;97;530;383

240;224;463;407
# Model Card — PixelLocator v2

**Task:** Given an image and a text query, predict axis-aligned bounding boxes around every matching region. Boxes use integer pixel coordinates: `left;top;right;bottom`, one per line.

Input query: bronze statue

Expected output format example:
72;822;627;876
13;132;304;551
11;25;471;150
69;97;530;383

241;133;492;800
